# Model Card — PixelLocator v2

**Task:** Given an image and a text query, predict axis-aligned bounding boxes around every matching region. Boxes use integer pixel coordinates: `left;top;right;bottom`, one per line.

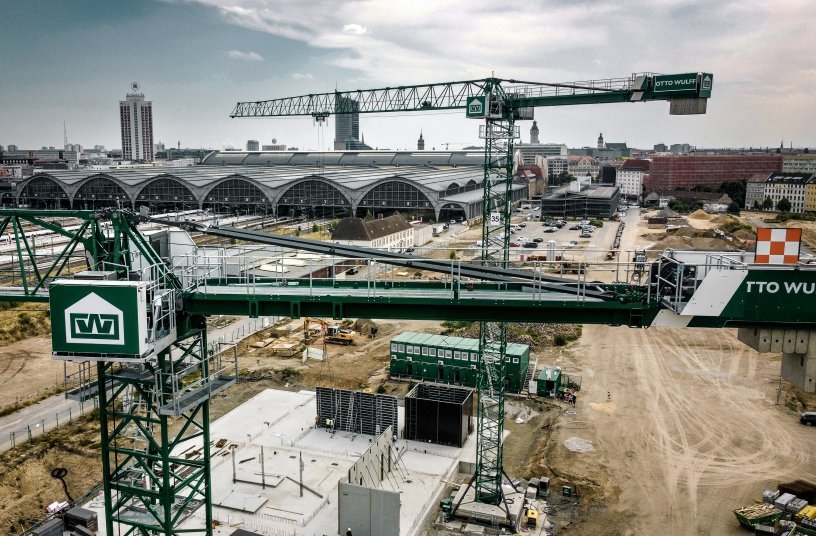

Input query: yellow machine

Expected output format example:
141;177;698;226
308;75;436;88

525;507;539;527
303;317;355;346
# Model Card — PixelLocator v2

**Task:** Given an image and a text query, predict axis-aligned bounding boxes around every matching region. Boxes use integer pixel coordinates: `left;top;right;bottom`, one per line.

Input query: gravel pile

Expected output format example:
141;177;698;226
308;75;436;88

563;437;594;453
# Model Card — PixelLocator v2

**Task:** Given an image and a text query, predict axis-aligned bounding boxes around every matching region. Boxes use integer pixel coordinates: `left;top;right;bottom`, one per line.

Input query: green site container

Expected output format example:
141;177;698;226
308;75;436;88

388;331;530;393
562;485;572;497
536;367;562;397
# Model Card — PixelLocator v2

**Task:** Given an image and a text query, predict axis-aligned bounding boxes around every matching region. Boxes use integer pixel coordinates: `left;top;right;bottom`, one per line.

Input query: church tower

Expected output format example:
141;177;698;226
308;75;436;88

530;121;540;144
417;131;425;150
597;132;604;149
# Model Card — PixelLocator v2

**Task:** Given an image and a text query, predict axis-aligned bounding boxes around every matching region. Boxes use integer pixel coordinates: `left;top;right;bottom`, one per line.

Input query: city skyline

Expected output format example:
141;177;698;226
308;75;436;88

1;0;814;152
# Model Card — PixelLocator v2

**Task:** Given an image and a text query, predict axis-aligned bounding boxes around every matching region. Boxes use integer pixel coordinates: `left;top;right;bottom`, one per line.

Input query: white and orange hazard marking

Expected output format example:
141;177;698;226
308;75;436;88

755;228;802;265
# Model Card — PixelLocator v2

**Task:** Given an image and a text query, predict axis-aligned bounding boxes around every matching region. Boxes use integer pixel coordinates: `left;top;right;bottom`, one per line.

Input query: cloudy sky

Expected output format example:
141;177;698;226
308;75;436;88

1;0;814;152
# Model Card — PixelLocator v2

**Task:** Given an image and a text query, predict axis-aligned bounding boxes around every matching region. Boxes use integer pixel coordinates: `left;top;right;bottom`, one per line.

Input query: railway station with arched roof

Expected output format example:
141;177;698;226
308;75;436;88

13;151;527;221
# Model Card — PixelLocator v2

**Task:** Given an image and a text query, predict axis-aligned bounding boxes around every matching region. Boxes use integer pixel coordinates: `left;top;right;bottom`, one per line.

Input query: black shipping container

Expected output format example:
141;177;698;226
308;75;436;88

405;383;473;447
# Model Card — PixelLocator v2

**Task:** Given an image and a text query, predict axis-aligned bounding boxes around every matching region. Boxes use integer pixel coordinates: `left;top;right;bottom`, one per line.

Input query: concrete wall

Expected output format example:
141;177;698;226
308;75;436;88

338;426;399;536
739;327;816;393
346;426;393;487
782;351;816;393
338;481;400;536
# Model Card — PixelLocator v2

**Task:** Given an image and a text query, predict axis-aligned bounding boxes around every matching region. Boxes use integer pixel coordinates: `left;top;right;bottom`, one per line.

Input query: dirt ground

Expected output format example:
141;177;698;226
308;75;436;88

237;318;444;394
0;336;60;408
528;325;816;535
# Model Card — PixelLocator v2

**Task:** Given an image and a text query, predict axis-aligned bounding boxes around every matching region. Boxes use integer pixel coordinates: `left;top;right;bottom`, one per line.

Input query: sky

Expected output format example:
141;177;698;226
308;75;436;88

1;0;814;152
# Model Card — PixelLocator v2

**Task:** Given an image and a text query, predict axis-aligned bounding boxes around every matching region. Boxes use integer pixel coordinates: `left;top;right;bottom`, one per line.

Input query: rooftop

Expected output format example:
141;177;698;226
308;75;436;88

332;213;412;241
391;331;529;356
764;172;816;184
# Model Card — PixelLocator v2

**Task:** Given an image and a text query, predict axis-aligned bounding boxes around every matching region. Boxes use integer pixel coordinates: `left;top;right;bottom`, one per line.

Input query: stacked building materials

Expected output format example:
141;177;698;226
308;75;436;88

64;507;98;532
733;504;784;529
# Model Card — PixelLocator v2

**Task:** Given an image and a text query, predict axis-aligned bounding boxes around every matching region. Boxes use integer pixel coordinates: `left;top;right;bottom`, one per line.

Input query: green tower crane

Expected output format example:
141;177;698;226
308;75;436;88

230;71;714;521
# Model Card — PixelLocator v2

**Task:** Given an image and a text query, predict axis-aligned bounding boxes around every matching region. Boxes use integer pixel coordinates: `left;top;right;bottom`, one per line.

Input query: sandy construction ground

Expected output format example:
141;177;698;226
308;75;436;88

549;325;816;535
0;336;60;406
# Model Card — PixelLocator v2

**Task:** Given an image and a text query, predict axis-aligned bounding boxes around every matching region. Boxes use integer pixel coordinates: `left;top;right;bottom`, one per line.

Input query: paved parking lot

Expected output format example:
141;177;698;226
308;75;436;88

508;212;621;261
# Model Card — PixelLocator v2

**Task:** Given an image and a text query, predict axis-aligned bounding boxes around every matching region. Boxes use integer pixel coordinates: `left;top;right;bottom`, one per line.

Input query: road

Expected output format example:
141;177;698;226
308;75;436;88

0;315;275;453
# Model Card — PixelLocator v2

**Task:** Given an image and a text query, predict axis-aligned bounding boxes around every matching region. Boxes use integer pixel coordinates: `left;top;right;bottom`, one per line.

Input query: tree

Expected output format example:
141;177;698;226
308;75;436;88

718;179;747;208
777;197;792;213
364;210;374;221
727;202;741;215
752;200;761;210
762;196;774;210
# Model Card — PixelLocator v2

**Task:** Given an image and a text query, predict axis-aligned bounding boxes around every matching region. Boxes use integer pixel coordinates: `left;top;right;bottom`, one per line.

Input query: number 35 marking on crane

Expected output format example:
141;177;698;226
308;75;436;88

489;212;501;226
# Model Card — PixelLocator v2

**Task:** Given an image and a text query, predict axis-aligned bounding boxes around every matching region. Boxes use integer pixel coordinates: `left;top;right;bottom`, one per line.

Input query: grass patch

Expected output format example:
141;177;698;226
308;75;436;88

0;384;65;418
280;367;302;383
766;212;816;223
0;302;51;347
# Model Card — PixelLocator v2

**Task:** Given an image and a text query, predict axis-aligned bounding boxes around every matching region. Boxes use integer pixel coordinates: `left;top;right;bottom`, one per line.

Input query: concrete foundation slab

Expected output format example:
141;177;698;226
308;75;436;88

213;490;268;513
452;483;525;530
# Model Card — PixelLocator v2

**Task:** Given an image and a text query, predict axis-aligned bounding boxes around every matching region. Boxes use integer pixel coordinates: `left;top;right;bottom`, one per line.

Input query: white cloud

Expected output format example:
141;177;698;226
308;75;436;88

226;49;263;61
342;23;367;35
171;0;816;148
291;72;314;80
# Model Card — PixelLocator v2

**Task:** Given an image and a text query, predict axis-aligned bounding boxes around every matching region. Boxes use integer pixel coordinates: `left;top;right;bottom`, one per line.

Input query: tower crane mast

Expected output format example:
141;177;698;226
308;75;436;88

232;70;714;522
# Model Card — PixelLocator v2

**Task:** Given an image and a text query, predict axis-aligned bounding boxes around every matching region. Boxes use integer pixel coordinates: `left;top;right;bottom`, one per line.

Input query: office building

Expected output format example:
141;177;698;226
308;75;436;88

119;83;154;161
261;140;286;151
540;182;620;219
643;154;783;192
246;140;259;151
334;95;360;150
783;154;816;174
616;159;650;199
517;143;568;165
535;155;569;179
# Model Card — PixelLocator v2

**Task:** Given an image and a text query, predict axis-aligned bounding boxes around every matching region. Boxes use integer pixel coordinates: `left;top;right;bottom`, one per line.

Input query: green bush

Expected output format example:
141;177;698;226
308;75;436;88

441;320;474;332
588;218;603;228
375;383;387;394
280;367;301;382
554;334;568;346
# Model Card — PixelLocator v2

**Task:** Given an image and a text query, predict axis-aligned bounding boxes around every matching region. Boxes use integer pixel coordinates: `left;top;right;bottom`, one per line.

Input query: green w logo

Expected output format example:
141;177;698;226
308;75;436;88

69;313;120;340
64;292;125;346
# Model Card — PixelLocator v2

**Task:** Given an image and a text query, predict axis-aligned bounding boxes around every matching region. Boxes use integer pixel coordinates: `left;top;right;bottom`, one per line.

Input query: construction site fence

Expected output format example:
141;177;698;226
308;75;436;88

1;398;98;453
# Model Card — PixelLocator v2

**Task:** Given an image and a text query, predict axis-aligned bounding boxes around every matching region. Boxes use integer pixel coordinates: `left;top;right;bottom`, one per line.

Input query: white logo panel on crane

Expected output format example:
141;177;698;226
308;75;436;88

65;292;125;346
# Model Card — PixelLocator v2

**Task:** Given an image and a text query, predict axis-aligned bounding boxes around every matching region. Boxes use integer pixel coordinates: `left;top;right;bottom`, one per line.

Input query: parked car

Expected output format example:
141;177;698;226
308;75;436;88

347;267;359;275
580;231;592;238
524;241;539;248
518;236;529;243
533;237;544;243
569;225;581;230
801;412;816;426
509;241;521;247
543;226;557;233
519;222;527;228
